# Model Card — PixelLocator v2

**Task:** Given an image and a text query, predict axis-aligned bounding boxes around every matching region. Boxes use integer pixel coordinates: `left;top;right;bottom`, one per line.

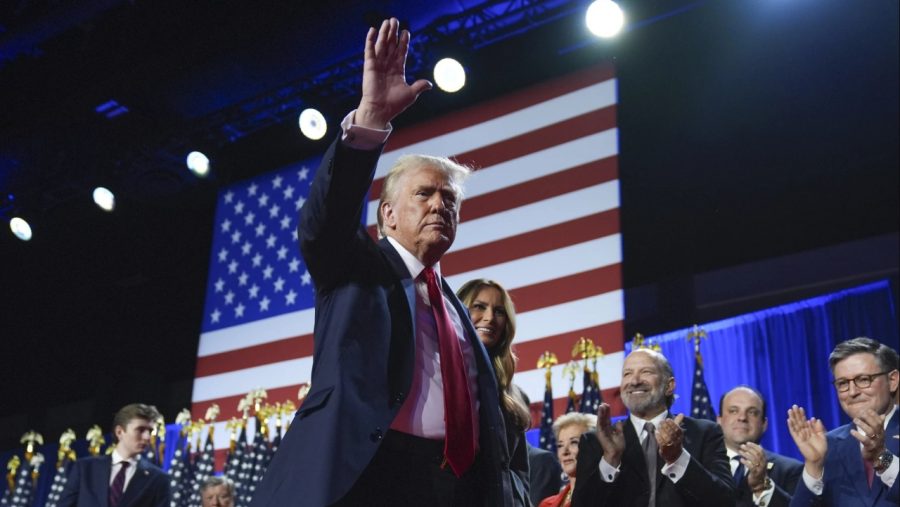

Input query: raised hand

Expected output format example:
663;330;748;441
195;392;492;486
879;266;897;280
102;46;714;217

851;408;887;462
595;403;626;467
786;405;828;478
356;18;432;129
657;413;685;464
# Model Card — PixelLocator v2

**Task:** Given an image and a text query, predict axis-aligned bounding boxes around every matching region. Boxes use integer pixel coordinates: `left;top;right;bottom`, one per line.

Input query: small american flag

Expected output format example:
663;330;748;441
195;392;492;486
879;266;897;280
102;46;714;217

538;379;556;453
689;331;715;421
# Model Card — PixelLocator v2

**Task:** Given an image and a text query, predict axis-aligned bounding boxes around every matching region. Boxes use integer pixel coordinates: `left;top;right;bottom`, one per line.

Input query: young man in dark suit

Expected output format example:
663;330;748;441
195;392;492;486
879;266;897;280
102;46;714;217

57;403;170;507
572;348;734;506
788;337;898;506
718;385;803;507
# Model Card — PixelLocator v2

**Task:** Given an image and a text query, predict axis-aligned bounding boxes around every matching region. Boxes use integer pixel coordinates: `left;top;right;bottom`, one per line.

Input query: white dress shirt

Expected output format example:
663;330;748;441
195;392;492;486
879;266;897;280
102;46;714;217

109;449;138;492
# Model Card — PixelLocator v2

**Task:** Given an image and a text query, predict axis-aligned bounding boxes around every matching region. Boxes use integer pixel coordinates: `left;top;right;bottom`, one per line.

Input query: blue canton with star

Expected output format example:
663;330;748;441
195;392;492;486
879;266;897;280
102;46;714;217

201;158;322;332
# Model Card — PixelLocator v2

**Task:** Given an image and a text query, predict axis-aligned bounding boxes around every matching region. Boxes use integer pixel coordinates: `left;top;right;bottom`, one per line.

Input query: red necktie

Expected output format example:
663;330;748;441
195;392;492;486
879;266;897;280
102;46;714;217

423;267;476;477
108;461;129;507
864;457;874;489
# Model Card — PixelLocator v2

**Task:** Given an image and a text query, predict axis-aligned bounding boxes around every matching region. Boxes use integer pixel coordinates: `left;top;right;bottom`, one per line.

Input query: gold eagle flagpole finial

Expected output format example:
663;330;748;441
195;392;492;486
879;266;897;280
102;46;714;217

20;431;43;461
537;351;558;389
86;425;105;456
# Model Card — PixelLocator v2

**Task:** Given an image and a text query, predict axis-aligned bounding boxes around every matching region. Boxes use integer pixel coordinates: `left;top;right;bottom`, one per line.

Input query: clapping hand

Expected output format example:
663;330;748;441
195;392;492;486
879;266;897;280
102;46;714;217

787;405;828;479
851;408;887;463
657;413;685;464
595;403;626;467
738;442;769;492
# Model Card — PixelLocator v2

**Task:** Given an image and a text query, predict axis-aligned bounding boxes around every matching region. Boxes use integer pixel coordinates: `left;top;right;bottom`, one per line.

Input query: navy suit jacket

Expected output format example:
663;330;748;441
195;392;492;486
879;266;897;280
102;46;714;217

790;408;899;507
527;443;563;506
735;450;803;507
249;137;514;507
56;455;169;507
572;414;735;507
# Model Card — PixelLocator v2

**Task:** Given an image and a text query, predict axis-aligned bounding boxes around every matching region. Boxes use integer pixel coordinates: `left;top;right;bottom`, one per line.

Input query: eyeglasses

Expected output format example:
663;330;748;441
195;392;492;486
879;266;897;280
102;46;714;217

832;371;892;392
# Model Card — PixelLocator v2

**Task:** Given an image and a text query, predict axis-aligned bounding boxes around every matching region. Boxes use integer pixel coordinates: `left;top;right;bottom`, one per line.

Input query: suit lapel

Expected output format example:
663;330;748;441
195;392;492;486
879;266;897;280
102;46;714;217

834;424;876;506
119;458;150;507
377;237;417;401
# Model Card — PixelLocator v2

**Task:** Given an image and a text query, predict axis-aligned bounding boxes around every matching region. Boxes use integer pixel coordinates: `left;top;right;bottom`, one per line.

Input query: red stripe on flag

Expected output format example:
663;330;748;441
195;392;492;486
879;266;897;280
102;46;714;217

513;322;625;374
194;333;314;378
442;210;620;275
214;448;227;474
192;384;308;422
370;106;617;199
386;64;615;151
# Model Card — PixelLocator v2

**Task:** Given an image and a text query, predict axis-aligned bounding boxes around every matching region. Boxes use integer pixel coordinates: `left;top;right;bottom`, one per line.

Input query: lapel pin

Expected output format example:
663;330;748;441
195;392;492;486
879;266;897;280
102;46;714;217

766;462;774;470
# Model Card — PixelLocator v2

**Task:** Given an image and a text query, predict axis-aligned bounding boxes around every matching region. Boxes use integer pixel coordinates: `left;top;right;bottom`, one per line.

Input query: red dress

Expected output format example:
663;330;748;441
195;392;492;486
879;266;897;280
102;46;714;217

538;482;572;507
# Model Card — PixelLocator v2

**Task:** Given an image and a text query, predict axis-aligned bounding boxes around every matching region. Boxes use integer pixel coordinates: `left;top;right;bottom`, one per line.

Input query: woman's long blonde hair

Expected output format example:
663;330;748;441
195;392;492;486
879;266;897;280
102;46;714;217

457;278;531;431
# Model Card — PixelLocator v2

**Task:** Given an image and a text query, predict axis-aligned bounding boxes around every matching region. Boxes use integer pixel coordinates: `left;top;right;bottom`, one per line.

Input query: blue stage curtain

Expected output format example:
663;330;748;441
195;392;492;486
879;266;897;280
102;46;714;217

627;279;897;459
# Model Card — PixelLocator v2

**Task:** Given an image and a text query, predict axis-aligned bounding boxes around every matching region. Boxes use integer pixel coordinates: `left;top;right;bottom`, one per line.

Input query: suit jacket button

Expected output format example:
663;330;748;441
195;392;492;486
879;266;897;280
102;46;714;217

370;428;383;442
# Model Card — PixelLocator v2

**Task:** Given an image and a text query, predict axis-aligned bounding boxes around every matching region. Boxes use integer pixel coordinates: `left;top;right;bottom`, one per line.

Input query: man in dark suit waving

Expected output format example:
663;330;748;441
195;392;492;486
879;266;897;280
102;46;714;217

57;403;169;507
572;348;734;506
250;17;513;507
718;385;803;507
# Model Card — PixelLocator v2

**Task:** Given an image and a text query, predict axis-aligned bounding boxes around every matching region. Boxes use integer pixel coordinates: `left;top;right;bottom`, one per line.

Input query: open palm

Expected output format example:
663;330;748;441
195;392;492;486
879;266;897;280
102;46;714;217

357;18;431;129
787;405;828;464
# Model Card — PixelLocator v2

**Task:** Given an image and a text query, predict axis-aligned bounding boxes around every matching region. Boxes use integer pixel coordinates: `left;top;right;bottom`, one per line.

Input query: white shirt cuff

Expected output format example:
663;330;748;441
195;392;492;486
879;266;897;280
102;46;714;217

661;448;691;482
340;110;391;150
752;481;775;506
876;453;898;489
598;457;621;483
801;467;825;496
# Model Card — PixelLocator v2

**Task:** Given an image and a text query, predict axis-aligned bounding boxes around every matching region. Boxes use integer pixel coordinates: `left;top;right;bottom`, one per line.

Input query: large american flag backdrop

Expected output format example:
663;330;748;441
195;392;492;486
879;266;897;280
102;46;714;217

193;65;626;466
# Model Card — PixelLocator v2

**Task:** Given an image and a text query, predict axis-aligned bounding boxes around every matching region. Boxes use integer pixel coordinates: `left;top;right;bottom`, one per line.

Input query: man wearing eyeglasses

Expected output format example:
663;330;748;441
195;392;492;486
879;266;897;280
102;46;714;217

787;337;899;506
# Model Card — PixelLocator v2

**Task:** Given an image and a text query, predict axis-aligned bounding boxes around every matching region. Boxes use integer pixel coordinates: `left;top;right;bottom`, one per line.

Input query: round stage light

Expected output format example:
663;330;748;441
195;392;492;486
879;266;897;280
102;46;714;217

299;108;327;140
10;217;32;241
93;186;115;212
186;151;210;177
586;0;625;38
433;58;466;93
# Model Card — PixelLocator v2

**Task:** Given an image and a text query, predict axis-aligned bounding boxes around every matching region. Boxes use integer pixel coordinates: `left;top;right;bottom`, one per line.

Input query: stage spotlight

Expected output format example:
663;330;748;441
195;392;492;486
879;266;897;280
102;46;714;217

93;186;115;212
586;0;625;38
299;108;327;140
433;58;466;93
10;216;32;241
186;151;210;177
